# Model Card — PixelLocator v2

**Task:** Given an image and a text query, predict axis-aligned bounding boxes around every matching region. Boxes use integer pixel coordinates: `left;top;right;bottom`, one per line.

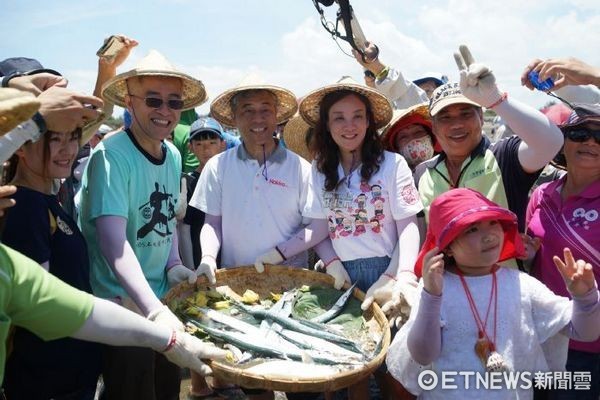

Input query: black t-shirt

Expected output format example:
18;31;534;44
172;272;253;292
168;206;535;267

1;186;101;398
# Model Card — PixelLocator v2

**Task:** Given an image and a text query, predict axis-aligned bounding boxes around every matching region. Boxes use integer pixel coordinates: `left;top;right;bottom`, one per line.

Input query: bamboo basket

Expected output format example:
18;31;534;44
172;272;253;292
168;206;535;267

163;265;391;392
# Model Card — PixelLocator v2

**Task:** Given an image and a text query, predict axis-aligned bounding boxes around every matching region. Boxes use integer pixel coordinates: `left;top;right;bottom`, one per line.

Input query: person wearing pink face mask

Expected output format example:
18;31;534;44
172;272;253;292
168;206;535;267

382;103;441;171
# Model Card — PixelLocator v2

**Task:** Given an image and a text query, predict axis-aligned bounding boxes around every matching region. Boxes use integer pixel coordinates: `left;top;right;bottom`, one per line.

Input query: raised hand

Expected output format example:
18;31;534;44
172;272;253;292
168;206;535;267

521;57;600;91
98;35;139;70
454;44;503;108
553;248;597;297
37;86;103;132
7;73;68;96
422;247;445;296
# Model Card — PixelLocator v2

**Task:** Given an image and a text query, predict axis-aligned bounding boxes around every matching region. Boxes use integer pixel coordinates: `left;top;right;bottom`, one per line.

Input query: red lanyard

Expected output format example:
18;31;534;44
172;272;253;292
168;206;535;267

457;265;498;351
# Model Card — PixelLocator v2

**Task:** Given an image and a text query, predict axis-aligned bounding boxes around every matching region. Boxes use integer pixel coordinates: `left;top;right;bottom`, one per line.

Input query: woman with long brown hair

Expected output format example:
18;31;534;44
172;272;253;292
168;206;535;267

1;127;102;399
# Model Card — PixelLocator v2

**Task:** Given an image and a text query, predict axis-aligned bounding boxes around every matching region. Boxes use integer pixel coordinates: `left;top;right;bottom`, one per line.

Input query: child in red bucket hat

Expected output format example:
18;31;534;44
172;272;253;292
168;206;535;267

387;188;600;399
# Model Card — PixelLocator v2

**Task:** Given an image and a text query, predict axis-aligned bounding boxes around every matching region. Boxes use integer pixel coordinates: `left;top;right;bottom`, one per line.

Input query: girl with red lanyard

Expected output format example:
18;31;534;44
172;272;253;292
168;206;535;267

387;188;600;399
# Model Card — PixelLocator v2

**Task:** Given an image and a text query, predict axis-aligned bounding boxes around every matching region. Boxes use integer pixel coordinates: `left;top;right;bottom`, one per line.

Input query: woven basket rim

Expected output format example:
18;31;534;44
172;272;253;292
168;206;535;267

164;265;391;392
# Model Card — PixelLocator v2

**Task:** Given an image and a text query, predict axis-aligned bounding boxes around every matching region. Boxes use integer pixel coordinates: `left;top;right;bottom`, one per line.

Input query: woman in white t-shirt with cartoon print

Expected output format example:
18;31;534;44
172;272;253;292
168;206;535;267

299;78;423;310
299;77;423;399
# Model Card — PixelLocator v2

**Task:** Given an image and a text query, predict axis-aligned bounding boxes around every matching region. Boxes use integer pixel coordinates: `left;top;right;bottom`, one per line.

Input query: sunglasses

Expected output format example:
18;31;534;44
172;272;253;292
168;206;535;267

564;128;600;144
128;94;184;110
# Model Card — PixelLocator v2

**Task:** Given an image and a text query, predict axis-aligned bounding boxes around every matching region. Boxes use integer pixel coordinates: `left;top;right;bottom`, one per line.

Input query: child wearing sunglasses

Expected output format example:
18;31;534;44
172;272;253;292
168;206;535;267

387;188;600;399
526;103;600;398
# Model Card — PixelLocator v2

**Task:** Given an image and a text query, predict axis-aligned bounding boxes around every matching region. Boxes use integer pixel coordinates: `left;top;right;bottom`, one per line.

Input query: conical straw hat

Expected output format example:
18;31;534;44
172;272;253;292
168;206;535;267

210;74;298;128
282;114;313;162
102;50;207;110
0;88;40;135
299;76;392;129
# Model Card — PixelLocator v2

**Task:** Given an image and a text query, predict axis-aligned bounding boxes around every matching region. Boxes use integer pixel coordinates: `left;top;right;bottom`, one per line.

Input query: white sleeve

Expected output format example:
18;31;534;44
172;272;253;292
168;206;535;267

522;273;572;343
72;297;171;351
493;96;564;173
375;67;428;109
189;157;222;216
302;163;327;219
298;157;312;224
554;85;600;104
389;154;423;219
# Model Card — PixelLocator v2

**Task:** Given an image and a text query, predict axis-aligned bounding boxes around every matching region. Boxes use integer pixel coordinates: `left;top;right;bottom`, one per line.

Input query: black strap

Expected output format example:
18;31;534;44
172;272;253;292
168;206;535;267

311;0;370;60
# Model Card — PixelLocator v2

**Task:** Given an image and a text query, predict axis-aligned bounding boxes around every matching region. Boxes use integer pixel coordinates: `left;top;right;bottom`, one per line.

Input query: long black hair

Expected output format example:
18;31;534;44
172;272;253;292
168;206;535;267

310;90;384;191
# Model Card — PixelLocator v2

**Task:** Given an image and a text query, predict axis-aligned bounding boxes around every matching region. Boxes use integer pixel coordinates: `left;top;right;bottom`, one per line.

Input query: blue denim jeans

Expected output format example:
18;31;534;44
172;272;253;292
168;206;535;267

342;256;391;294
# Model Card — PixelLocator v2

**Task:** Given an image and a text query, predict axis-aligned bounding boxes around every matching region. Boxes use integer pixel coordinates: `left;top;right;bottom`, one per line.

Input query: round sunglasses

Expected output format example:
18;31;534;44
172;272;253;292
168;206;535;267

564;128;600;144
128;94;184;110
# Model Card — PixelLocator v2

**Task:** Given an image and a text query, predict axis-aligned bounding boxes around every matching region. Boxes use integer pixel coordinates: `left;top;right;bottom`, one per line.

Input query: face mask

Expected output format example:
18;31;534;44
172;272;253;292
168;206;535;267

401;136;434;167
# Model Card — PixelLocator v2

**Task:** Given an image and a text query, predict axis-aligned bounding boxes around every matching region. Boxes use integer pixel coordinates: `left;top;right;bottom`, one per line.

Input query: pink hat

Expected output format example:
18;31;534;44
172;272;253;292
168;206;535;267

414;188;525;277
541;103;572;126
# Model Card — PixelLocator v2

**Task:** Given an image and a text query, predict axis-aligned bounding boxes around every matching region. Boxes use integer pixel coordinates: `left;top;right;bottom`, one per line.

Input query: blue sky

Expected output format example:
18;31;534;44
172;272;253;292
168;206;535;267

2;0;599;114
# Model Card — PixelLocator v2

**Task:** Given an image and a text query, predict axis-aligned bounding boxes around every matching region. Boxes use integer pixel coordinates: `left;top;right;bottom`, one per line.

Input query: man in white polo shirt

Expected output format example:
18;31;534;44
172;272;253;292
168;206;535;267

190;80;332;284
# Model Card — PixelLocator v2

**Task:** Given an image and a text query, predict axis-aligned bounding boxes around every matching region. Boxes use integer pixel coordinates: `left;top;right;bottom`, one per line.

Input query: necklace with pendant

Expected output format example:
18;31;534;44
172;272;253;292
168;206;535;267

457;265;509;372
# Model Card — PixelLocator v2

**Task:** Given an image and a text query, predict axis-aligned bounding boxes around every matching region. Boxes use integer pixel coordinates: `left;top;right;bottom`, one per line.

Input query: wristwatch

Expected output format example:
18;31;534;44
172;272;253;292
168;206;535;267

31;112;47;135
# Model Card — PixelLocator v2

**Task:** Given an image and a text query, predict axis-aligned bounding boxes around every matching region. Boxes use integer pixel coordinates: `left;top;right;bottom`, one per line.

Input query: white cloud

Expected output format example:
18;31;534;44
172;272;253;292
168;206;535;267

52;0;600;116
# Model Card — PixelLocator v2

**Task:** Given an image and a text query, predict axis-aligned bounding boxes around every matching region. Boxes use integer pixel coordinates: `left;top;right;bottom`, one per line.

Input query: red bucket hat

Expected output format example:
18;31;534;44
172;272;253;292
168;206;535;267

414;188;525;277
382;103;441;153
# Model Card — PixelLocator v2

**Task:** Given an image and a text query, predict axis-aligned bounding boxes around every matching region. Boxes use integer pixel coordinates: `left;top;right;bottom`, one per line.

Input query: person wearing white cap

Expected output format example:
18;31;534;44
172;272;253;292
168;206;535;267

78;49;206;399
414;45;564;236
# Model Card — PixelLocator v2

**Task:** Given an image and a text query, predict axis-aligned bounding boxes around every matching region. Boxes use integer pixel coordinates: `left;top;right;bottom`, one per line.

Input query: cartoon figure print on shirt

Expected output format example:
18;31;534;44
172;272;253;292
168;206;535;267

370;184;384;204
137;182;177;239
322;179;387;238
570;207;598;231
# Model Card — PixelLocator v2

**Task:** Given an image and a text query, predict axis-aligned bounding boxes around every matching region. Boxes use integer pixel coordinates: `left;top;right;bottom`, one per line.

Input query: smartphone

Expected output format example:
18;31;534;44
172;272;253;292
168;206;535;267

96;35;125;61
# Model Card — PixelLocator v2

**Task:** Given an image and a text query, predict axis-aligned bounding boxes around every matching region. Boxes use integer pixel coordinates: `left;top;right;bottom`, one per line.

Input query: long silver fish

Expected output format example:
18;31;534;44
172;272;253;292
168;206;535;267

233;301;363;353
188;319;360;366
310;283;357;324
276;328;364;361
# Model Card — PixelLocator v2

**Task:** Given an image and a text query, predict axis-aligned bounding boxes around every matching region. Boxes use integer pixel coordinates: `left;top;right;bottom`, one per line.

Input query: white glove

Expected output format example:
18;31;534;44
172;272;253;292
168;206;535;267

162;330;230;376
254;248;284;273
325;259;351;290
361;274;395;311
196;255;217;284
148;305;185;332
381;272;419;329
167;264;197;286
454;44;503;108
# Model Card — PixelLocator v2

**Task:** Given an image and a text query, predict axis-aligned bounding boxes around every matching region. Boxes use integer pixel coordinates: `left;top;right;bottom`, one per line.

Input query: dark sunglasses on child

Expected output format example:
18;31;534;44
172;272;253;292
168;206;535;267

128;94;184;110
564;128;600;144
